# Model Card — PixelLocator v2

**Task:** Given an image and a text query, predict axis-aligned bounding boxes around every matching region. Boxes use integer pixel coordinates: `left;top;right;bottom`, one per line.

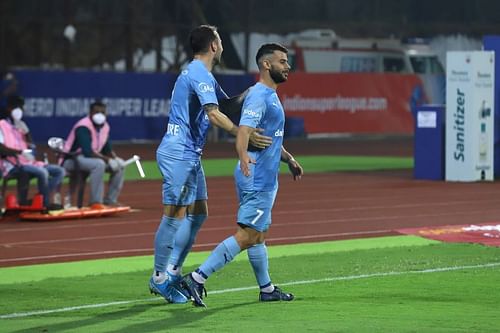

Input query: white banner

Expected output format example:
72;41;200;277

445;51;495;181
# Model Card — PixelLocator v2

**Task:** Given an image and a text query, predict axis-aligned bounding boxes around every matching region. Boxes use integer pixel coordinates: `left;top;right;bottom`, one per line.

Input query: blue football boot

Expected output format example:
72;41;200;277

149;273;188;304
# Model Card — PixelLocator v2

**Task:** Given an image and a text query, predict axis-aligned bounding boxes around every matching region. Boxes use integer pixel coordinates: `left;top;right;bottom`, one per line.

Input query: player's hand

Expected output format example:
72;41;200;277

240;154;255;177
249;128;272;149
287;159;303;181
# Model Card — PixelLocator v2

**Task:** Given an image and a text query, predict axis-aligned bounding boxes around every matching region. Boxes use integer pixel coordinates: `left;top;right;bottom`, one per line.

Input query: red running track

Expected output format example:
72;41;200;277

2;169;500;267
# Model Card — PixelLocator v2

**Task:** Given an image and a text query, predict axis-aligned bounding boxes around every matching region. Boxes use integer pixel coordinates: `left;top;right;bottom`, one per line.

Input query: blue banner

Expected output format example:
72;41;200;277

483;36;500;176
13;70;255;143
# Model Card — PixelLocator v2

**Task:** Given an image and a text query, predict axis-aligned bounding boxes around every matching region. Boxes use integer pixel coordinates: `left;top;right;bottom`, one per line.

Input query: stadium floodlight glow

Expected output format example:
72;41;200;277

63;24;77;43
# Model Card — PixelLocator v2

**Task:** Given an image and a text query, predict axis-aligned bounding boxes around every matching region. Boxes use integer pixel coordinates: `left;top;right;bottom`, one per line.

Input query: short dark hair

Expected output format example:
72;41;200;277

189;25;218;55
6;95;24;109
90;101;106;111
255;43;288;67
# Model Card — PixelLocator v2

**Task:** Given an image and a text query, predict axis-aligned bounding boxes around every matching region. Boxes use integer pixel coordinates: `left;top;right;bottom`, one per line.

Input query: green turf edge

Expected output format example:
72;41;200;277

123;155;413;180
0;235;437;285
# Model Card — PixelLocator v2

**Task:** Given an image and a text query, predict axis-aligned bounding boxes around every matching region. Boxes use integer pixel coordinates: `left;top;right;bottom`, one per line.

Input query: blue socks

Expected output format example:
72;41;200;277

198;236;241;278
247;243;271;288
195;239;272;290
168;214;207;270
153;215;183;273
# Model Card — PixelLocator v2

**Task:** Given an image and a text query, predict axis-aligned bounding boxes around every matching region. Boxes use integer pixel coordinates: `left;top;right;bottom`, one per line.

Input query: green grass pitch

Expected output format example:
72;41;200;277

123;155;413;180
1;236;499;332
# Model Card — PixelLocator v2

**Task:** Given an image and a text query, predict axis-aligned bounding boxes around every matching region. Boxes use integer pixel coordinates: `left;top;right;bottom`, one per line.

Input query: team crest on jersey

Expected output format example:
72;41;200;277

198;82;214;93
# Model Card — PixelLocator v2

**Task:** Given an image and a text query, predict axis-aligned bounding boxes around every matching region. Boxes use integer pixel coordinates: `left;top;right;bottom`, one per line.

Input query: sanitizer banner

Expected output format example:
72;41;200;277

445;51;495;181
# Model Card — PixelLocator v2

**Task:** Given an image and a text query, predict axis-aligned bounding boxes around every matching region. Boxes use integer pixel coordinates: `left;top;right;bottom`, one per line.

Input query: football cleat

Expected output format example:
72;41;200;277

180;273;207;307
259;286;294;302
149;275;188;304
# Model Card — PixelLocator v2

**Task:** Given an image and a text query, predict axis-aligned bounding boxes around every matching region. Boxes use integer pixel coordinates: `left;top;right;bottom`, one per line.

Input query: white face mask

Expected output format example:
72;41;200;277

11;107;23;121
92;113;106;125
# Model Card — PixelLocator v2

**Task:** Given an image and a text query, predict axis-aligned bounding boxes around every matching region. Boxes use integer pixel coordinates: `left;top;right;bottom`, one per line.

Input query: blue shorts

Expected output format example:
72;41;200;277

157;154;207;206
236;189;278;232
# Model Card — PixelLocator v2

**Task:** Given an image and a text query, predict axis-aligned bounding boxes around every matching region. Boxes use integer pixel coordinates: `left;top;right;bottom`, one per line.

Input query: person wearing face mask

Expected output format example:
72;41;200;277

61;101;125;208
0;95;65;209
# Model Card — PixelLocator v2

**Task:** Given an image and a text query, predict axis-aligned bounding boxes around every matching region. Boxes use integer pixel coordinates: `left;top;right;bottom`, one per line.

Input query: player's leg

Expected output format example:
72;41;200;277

181;228;245;307
149;157;197;303
181;190;270;307
248;241;293;302
247;242;271;290
246;189;294;301
167;161;208;276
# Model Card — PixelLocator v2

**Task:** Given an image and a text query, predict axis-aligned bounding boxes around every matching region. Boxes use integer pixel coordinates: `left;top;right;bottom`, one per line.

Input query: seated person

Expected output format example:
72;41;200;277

0;95;65;209
61;101;125;207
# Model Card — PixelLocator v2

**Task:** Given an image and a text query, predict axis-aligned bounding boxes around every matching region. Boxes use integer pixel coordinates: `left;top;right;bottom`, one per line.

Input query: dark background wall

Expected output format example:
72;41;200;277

1;0;499;72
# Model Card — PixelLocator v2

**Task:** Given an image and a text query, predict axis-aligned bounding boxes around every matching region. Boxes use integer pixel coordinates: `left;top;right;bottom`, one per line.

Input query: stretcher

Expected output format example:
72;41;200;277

18;205;131;221
1;193;130;221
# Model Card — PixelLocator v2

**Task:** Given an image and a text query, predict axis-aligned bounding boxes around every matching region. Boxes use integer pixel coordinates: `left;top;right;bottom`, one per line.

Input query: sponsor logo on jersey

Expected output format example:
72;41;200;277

198;82;214;93
181;70;188;75
243;108;259;118
274;129;284;137
167;123;180;136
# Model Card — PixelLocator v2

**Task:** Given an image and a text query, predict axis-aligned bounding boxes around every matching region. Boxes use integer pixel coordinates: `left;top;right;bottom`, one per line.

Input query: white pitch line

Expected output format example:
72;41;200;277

1;261;499;319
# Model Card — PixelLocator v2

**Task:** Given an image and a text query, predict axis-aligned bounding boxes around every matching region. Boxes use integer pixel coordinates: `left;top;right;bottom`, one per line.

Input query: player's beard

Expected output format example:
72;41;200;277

269;65;288;84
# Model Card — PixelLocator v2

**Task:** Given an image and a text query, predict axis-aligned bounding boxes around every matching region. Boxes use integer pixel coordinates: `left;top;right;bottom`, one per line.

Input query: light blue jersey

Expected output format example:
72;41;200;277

157;59;227;161
235;82;285;192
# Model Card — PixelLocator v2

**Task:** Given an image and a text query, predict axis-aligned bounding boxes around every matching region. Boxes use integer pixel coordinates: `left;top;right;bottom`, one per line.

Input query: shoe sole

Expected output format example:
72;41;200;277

259;292;295;302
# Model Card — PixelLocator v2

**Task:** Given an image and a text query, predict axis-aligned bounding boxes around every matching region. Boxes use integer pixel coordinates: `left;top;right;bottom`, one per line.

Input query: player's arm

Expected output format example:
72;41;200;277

204;103;271;148
236;125;255;177
204;103;239;136
281;146;303;181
